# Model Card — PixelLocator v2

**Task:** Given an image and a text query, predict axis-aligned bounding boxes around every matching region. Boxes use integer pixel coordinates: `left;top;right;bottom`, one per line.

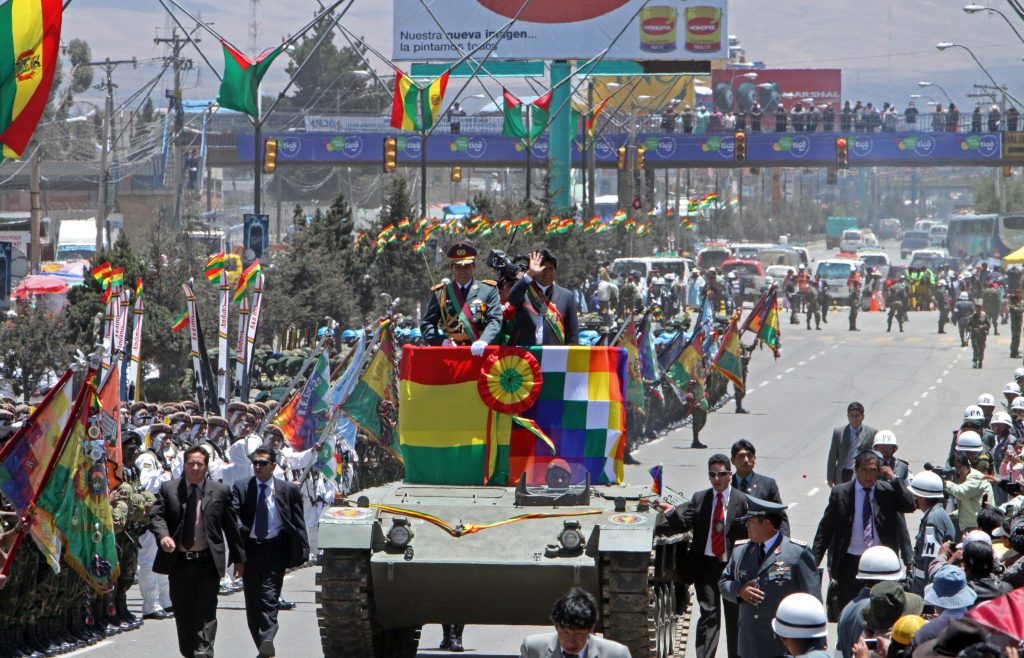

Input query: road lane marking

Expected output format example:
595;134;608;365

928;386;936;391
894;419;903;426
786;367;795;373
936;378;943;384
913;401;920;407
776;375;783;380
788;502;799;510
942;370;949;376
809;355;817;361
799;361;806;366
806;487;819;496
760;381;769;387
904;409;912;416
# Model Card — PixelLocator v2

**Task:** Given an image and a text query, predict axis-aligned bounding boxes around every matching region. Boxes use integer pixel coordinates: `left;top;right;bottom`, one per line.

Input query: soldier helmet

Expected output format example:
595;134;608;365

963;405;985;423
955;430;984;452
253;402;271;414
1004;382;1021;397
976;393;996;408
207;416;230;430
856;545;904;581
991;411;1013;428
872;430;897;447
938;279;948;287
149;422;174;438
129;401;148;415
190;415;208;426
227;401;247;414
161;403;183;415
0;410;13;422
771;593;827;639
168;412;191;426
1015;367;1024;380
447;241;477;265
959;292;969;300
1012;397;1024;414
908;471;945;499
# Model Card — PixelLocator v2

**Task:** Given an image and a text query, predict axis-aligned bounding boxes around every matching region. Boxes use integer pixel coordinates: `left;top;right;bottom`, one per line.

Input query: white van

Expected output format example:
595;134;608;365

815;258;866;299
610;256;694;281
928;224;947;247
839;229;864;253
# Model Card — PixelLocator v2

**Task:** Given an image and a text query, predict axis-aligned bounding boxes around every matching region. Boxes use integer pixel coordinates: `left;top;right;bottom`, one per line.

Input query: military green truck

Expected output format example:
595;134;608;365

316;345;694;658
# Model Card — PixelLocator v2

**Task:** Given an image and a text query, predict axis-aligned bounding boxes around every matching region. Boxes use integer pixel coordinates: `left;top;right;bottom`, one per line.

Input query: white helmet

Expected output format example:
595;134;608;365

856;545;904;581
727;272;737;280
938;279;948;287
1004;383;1022;397
652;277;666;286
992;411;1013;428
872;430;898;447
1012;397;1024;414
909;471;946;499
956;430;984;453
963;405;985;422
772;593;828;639
1015;367;1024;381
977;393;996;408
959;292;970;300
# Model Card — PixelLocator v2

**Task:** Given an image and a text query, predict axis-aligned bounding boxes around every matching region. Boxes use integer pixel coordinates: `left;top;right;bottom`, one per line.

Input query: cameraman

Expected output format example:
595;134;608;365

944;445;994;535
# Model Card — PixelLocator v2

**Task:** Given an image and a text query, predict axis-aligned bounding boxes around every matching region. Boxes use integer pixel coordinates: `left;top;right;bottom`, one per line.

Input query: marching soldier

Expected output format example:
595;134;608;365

969;300;992;369
804;283;821;331
421;241;503;356
982;283;1001;335
718;496;820;658
886;276;908;332
1009;291;1023;358
935;279;951;334
734;343;753;414
954;291;974;346
847;270;862;331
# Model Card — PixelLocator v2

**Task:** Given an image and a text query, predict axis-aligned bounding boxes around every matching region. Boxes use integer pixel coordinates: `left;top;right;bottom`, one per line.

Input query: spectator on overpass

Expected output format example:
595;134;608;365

947;103;961;132
448;102;465;134
933;104;946;132
905;101;919;128
971;106;983;133
822;103;835;131
682;105;694;133
749;103;762;132
695;106;710;133
661;104;677;133
710;107;723;132
853;100;865;130
775;104;787;132
840;101;853;131
988;105;1001;132
1007;106;1020;131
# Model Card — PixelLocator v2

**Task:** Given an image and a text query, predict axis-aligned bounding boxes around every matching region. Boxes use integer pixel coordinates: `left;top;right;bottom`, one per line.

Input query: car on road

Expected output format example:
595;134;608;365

909;249;956;273
840;229;865;253
730;242;771;260
765;264;793;284
928;224;948;247
610;256;693;282
721;258;766;303
697;243;732;271
900;230;931;258
758;245;804;269
857;249;890;272
815;258;866;300
878;218;903;240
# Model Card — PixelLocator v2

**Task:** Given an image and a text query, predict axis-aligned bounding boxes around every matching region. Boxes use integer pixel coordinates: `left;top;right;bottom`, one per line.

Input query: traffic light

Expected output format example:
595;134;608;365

262;138;277;174
383;136;398;173
734;131;746;163
617;146;627;170
636;146;646;171
835;137;849;169
450;166;462;182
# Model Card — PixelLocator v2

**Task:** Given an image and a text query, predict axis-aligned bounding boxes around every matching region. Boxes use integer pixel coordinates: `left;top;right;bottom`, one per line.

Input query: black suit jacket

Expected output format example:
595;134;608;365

232;476;310;569
732;471;790;536
149;477;245;577
668;487;748;580
811;478;915;576
506;278;580;346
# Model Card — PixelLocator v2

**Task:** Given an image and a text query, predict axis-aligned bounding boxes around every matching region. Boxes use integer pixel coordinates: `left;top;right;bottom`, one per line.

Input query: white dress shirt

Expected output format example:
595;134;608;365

250;476;284;540
703;486;732;558
848;483;876;555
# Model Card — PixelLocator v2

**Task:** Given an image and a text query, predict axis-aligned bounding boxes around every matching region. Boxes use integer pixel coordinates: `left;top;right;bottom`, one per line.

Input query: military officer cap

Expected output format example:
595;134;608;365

168;412;191;426
181;401;200;413
265;400;278;410
252;402;271;414
0;403;13;413
161;403;183;415
737;495;788;523
207;416;229;430
129;401;148;415
0;410;14;422
190;415;208;426
149;422;174;438
146;403;160;414
447;241;477;265
227;401;247;414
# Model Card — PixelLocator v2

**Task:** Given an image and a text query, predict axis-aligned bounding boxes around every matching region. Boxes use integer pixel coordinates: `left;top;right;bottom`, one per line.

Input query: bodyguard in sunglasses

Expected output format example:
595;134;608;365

656;453;750;658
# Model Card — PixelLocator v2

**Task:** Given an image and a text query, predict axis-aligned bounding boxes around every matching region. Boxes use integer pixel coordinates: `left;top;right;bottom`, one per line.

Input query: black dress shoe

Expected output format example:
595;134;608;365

275;598;296;611
143;610;173;621
440;639;452;650
691;441;707;449
449;637;464;652
622;453;640;465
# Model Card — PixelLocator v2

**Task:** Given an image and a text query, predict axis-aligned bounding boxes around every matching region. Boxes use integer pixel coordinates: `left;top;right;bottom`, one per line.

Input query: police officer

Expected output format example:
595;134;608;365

1010;291;1023;358
953;292;974;346
421;241;503;356
907;471;955;595
771;594;831;658
719;496;820;658
968;300;991;368
872;431;911;484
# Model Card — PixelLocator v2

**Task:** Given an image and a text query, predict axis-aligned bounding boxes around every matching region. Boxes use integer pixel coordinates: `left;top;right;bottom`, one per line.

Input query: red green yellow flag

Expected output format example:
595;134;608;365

216;40;286;119
585;97;610;137
0;0;62;159
204;252;226;283
711;318;744;391
502;88;552;140
390;69;450;132
233;260;262;303
90;261;111;282
341;322;395;445
170;306;188;333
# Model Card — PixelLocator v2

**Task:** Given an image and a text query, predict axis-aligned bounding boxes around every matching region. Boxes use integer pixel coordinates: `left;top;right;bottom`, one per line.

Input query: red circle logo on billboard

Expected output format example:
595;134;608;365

687;17;718;34
476;0;631;23
642;17;674;35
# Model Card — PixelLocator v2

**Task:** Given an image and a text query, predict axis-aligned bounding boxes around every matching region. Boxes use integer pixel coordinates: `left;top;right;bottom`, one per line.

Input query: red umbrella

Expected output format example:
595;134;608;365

12;274;69;300
966;587;1024;642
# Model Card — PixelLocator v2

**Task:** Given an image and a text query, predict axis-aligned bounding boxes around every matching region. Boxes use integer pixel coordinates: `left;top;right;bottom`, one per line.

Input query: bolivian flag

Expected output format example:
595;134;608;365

390;68;450;132
711;318;744;391
0;0;62;159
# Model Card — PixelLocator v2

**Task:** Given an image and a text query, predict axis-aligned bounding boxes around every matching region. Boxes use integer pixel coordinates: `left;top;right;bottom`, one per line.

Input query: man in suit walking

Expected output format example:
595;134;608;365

150;445;245;658
731;439;790;535
507;249;580;346
826;402;878;487
718;496;820;658
421;241;503;355
520;587;630;658
656;454;749;658
232;447;309;657
812;450;915;614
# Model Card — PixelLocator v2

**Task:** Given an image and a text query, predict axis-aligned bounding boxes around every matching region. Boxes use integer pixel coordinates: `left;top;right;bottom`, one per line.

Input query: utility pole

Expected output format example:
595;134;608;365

154;29;193;231
29;150;40;273
587;81;596;219
89;56;137;253
974;84;1009;214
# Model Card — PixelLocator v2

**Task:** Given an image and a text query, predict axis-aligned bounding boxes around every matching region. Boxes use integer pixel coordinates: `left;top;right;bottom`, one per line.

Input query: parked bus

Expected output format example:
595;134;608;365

946;213;1024;260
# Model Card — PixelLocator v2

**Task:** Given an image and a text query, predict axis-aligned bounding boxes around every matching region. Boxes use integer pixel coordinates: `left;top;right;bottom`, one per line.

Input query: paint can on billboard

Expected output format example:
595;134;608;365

684;6;722;53
639;6;677;53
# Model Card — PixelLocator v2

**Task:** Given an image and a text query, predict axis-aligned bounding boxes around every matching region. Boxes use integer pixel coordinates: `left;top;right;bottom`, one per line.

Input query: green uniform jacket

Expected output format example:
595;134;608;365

420;278;502;346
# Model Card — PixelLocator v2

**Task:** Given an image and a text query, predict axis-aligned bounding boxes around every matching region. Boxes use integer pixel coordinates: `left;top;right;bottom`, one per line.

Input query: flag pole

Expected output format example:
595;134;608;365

257;322;335;435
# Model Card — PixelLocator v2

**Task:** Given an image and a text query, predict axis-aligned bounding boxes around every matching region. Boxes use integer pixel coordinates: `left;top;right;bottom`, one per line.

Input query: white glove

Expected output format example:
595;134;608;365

470;340;487;356
441;339;451;347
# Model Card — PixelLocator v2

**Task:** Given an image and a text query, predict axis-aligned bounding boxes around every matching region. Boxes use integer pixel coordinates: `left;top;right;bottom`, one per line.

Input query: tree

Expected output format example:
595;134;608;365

973;177;1024;213
0;301;71;401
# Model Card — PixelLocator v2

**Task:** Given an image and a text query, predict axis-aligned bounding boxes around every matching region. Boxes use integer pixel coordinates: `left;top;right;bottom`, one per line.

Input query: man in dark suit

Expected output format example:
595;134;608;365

812;450;915;614
657;454;749;658
730;439;790;536
231;447;309;658
507;249;580;346
421;241;503;355
826;401;878;487
150;445;245;658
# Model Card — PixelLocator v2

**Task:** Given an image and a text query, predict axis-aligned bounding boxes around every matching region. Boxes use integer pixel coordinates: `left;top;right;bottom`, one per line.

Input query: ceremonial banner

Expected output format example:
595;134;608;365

618;315;646;411
242;272;264;400
341;322;395;445
275;351;330;451
711;318;744;391
0;369;74;576
663;328;707;408
216;269;230;415
233;296;250;400
33;381;120;592
399;346;627;486
97;362;123;486
125;278;144;402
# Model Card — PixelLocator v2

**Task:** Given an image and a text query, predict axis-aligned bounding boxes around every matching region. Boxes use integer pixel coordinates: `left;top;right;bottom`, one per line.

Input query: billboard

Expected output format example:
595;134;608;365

710;68;842;113
393;0;728;61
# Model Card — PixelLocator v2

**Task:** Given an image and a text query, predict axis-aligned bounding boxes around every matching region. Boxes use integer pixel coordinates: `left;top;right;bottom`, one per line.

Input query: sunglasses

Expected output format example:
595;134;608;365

252;460;273;467
708;470;732;478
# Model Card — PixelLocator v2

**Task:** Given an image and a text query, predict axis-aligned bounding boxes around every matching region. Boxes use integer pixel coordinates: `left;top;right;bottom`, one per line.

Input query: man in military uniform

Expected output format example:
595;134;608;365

718;496;820;658
872;431;911;484
982;282;1001;335
734;344;753;414
1009;291;1023;358
935;279;951;334
847;271;862;331
969;300;991;368
804;282;821;330
953;291;974;346
885;277;907;332
421;241;503;356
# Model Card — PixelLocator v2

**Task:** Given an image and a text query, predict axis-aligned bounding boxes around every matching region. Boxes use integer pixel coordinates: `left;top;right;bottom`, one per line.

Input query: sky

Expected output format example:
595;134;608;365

65;0;1024;113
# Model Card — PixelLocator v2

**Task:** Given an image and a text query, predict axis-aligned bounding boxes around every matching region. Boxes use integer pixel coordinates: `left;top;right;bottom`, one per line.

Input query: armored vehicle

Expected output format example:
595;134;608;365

316;345;693;658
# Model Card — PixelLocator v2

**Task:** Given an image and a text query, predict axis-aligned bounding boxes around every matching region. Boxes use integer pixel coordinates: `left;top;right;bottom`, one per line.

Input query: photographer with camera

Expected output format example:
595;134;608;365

506;249;579;347
943;433;995;535
421;242;503;356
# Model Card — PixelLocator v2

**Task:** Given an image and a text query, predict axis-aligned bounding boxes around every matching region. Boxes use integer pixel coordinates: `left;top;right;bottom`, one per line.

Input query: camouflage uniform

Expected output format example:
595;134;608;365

1009;294;1023;358
969;309;991;368
982;287;1001;335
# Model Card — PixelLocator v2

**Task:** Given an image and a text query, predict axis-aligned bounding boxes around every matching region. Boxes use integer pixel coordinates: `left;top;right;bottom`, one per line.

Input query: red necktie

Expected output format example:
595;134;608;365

712;492;725;559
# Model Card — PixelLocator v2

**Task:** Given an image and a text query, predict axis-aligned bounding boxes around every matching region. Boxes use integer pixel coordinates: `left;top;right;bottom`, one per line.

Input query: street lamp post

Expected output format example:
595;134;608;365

935;42;1024;106
918;81;953;105
963;4;1024;46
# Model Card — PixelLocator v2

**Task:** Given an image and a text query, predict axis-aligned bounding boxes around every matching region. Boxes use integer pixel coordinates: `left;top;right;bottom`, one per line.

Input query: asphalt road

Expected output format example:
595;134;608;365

80;240;1016;658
